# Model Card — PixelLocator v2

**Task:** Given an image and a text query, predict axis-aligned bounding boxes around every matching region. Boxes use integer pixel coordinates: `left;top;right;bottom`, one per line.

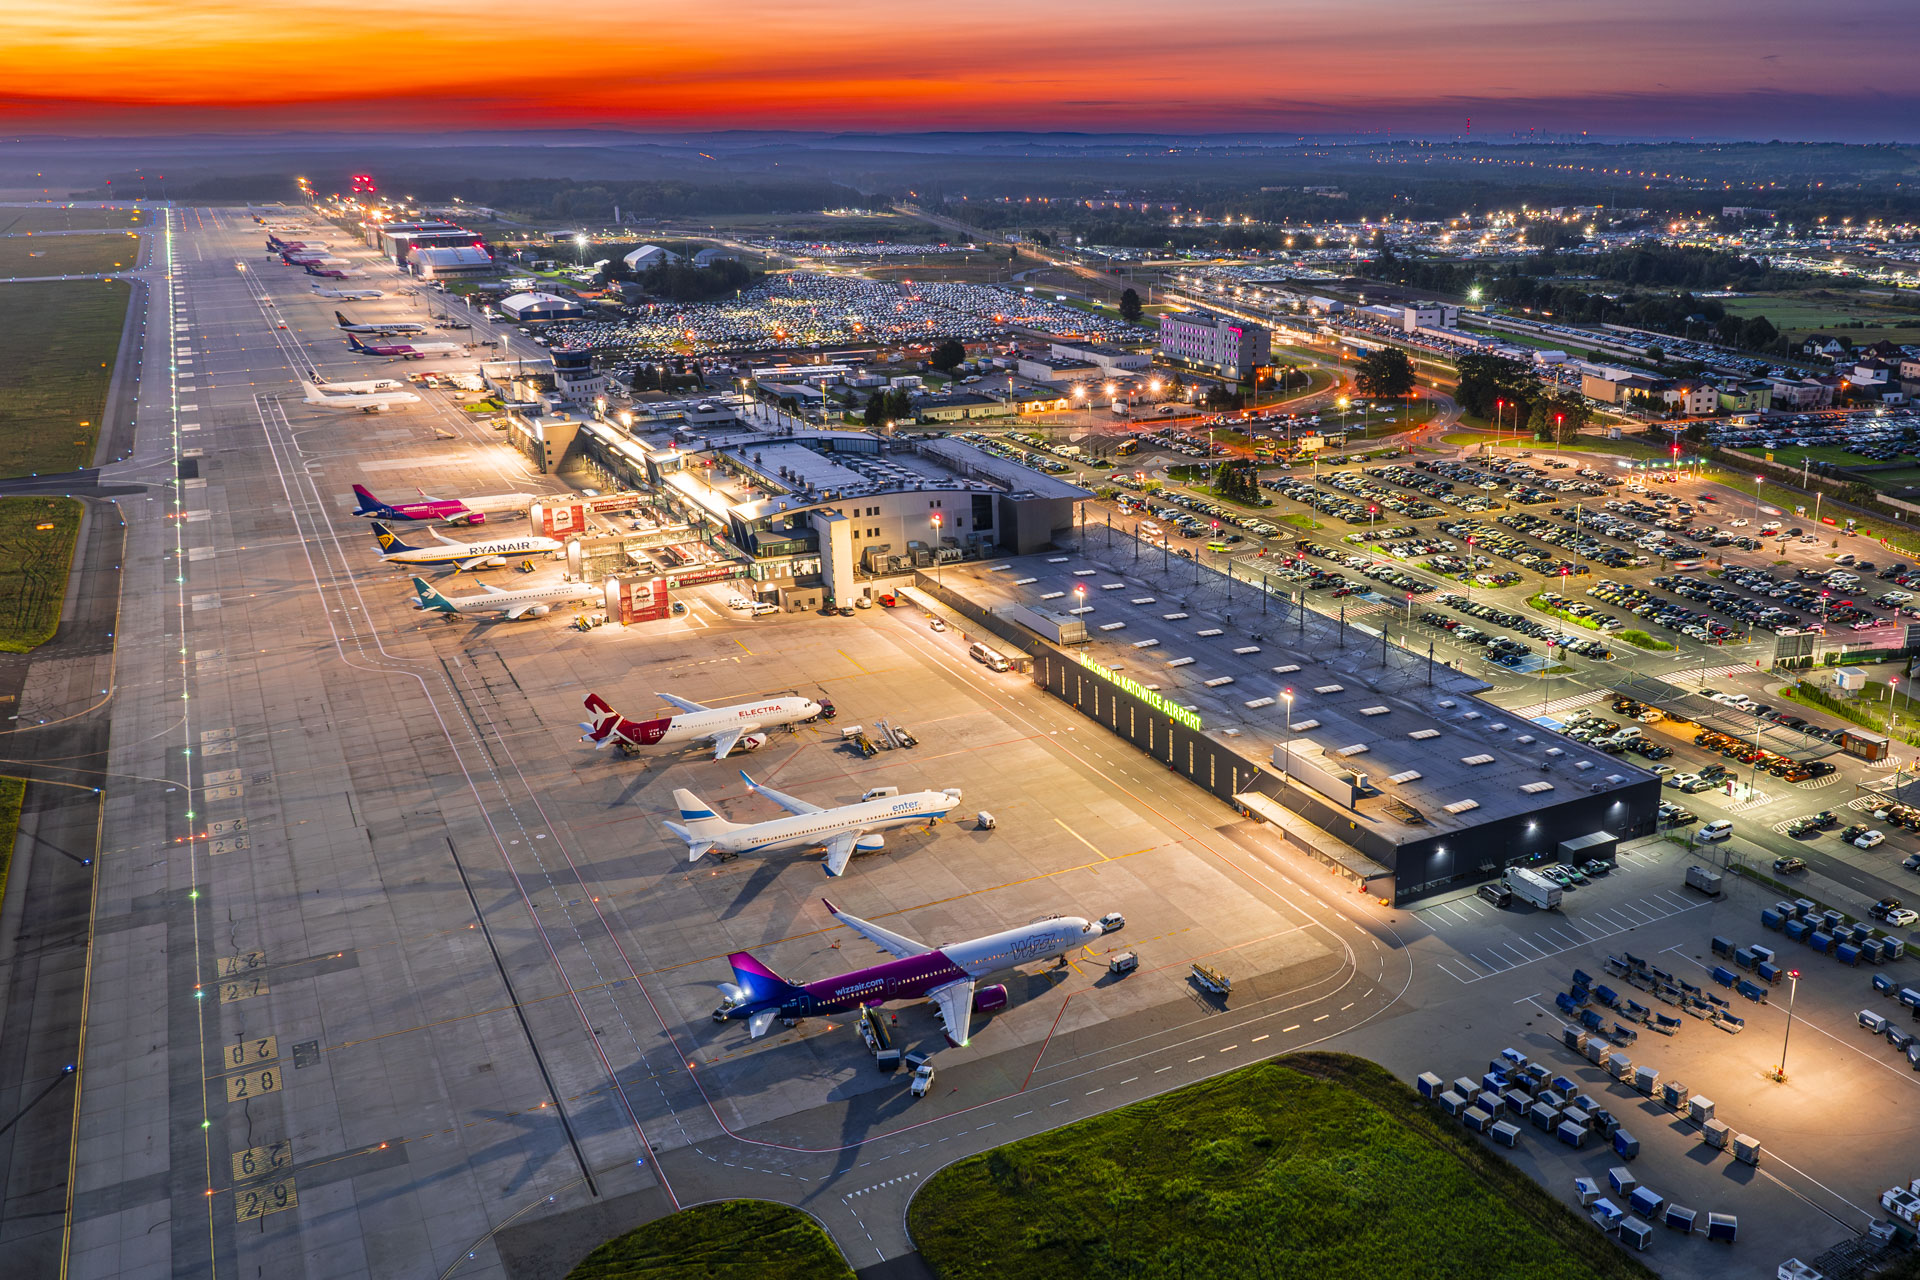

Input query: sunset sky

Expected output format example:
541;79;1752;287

9;0;1916;138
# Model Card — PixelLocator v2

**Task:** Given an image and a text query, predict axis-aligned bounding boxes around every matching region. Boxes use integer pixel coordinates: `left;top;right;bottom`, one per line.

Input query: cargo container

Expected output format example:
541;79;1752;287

1837;942;1862;966
1794;897;1817;917
1809;931;1833;954
1711;965;1738;987
1738;978;1770;1003
1503;1087;1532;1114
1688;1095;1716;1124
1612;1129;1640;1159
1562;1025;1587;1052
1665;1204;1698;1233
1463;1106;1492;1133
1733;1134;1760;1165
1529;1102;1559;1131
998;602;1088;646
1860;1009;1890;1034
1558;1120;1590;1149
1584;1039;1611;1067
1490;1120;1521;1147
1708;1213;1738;1243
1736;946;1758;969
1634;1064;1660;1094
1711;935;1735;958
1757;960;1784;984
1886;937;1907;961
1437;1090;1465;1116
1785;919;1812;943
1609;1054;1634;1082
1574;1175;1601;1206
1629;1186;1664;1218
1703;1119;1730;1149
1609;1167;1637;1196
1760;908;1785;931
1620;1216;1653;1251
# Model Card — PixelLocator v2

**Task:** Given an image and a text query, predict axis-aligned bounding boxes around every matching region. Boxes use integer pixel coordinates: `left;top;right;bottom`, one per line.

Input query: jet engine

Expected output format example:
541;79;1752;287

526;604;550;618
972;984;1008;1013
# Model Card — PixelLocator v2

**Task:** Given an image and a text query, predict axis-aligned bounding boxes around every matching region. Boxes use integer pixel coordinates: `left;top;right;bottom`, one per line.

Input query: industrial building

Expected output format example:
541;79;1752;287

499;291;588;322
409;245;496;279
1156;309;1272;380
366;219;485;265
934;555;1660;905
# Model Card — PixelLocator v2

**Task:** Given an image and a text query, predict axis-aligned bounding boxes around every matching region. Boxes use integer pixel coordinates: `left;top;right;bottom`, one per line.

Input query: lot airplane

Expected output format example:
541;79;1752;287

411;576;600;620
580;691;826;760
347;333;464;359
300;380;420;412
665;770;962;876
313;285;385;300
334;311;427;336
319;374;409;397
714;900;1109;1045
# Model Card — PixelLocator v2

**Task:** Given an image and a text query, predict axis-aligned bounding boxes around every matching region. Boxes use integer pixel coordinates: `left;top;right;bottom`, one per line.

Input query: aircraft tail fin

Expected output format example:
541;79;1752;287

725;952;803;1005
412;576;457;613
347;333;367;351
335;310;352;328
666;788;743;855
370;521;417;556
351;483;388;515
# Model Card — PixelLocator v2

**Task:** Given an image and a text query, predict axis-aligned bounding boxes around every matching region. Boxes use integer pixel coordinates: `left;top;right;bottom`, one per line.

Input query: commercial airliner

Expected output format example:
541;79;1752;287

411;576;601;620
714;899;1110;1045
300;380;421;412
369;521;564;571
312;285;385;300
665;770;962;876
347;333;464;360
580;691;826;760
335;311;427;336
306;265;366;279
350;483;531;526
316;374;408;396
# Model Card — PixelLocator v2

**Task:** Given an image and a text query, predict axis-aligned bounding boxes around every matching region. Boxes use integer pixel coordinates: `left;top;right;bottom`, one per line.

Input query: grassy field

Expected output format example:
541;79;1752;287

0;280;130;476
1619;629;1676;651
1721;289;1920;343
0;233;141;278
0;777;21;918
0;208;146;234
0;498;83;651
909;1053;1653;1280
564;1200;853;1280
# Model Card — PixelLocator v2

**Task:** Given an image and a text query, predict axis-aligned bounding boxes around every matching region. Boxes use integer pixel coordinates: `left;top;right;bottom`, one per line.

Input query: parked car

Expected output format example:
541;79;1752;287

1855;829;1888;849
1773;856;1808;873
1698;820;1733;842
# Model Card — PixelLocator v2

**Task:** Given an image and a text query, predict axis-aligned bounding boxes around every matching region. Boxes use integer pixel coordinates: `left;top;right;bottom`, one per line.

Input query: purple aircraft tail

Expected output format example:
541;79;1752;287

351;483;391;516
726;952;802;1005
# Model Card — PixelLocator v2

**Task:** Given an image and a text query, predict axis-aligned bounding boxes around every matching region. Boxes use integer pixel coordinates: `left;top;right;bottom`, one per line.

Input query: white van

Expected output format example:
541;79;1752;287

1698;819;1733;842
968;642;1010;672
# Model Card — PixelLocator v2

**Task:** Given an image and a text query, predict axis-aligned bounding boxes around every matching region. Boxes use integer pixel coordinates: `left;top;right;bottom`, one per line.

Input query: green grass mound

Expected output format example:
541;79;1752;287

0;497;82;652
910;1053;1653;1280
565;1200;854;1280
1617;629;1674;651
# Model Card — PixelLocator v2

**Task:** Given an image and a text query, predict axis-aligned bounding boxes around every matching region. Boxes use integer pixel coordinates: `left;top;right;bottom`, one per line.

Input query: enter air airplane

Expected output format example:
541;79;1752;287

714;899;1110;1045
666;771;963;876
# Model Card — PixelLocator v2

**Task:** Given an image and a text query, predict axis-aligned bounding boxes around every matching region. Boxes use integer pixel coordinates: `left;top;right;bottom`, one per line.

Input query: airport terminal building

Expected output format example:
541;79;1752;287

931;554;1660;905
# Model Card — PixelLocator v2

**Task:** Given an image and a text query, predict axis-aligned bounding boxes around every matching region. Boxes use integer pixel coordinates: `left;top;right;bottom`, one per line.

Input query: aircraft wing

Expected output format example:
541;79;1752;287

927;978;977;1047
656;692;711;714
822;832;860;878
708;729;743;761
415;488;442;501
823;899;930;959
747;1008;779;1039
453;556;495;572
478;582;508;595
504;603;540;620
738;770;824;817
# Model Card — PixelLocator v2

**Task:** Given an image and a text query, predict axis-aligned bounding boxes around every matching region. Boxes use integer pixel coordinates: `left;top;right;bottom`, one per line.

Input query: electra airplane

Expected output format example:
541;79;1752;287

312;285;385;300
714;900;1110;1045
580;690;825;760
665;770;963;876
334;311;427;336
369;521;564;571
300;380;421;412
347;333;464;359
411;576;601;620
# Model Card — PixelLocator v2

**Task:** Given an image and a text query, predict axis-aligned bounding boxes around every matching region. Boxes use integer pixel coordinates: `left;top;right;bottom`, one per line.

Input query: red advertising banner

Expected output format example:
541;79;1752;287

616;577;670;623
537;503;586;537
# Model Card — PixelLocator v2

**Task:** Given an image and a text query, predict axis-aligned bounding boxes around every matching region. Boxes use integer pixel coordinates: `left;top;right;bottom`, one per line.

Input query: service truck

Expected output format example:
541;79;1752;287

1504;866;1563;911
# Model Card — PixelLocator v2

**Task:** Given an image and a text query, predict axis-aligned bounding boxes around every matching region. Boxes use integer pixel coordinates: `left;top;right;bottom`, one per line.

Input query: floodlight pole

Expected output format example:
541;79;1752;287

1772;970;1800;1082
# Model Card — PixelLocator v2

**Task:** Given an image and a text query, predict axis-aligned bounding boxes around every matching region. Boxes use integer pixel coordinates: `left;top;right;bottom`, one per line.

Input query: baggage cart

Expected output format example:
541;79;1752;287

1609;1166;1637;1196
1702;1119;1731;1149
1629;1186;1664;1218
1612;1128;1639;1159
1711;965;1737;987
1707;1212;1738;1243
1711;936;1735;958
1665;1204;1697;1233
1437;1090;1465;1117
1416;1072;1443;1099
1687;1095;1715;1124
1609;1054;1634;1082
1738;979;1770;1004
1573;1176;1601;1206
1490;1120;1521;1147
1733;1134;1760;1165
1558;1121;1590;1149
1463;1106;1492;1133
1619;1216;1653;1251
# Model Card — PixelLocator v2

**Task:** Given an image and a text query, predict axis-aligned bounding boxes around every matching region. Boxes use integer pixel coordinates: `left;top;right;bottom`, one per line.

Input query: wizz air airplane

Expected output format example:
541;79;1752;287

334;310;426;336
312;285;385;300
347;333;464;360
411;576;600;620
306;265;365;279
300;380;420;412
580;691;825;760
350;484;531;526
665;770;963;877
713;899;1110;1045
369;521;563;571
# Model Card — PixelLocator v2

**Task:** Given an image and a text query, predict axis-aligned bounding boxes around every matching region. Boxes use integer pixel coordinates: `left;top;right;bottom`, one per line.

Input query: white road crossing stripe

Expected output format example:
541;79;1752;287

1436;891;1716;983
1509;690;1607;718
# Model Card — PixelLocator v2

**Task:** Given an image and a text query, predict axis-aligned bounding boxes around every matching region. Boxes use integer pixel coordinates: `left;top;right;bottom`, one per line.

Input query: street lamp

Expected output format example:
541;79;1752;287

1281;689;1295;792
1771;969;1801;1082
931;513;944;584
574;233;587;266
1074;583;1086;613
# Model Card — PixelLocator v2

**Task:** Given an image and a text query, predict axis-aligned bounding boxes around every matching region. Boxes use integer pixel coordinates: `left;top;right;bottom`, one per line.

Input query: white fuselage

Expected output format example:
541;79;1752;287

304;388;420;411
665;698;818;746
320;377;408;394
717;792;959;856
430;581;601;615
314;288;384;299
382;534;563;566
943;918;1102;978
